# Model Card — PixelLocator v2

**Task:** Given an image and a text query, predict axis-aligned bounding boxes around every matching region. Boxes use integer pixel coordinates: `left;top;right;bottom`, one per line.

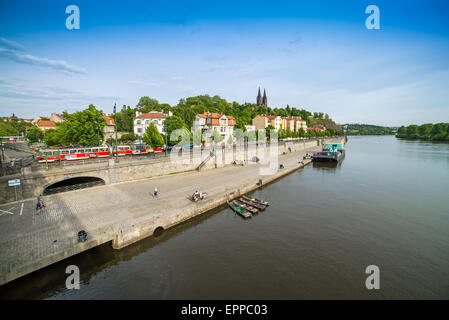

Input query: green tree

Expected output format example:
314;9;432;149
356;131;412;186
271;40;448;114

165;115;191;146
43;129;61;146
143;123;164;148
137;96;159;112
26;126;43;143
406;125;420;139
298;128;306;137
418;124;433;140
58;105;106;146
265;125;275;141
120;133;138;143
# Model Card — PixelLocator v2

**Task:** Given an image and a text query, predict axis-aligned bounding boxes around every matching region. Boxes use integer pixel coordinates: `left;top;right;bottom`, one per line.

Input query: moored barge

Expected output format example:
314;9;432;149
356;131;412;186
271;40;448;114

312;143;345;163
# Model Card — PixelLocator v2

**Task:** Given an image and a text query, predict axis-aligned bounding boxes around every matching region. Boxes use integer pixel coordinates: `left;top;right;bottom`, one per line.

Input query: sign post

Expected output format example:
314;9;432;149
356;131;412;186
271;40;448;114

8;179;21;202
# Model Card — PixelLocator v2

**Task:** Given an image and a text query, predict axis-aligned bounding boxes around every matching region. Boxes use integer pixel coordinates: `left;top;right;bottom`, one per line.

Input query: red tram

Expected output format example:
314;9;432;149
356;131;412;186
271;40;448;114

36;145;155;162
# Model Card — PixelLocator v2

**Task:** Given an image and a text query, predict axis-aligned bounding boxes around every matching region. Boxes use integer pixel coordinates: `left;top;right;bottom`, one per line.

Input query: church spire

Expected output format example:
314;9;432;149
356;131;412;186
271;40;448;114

257;87;262;106
262;89;267;106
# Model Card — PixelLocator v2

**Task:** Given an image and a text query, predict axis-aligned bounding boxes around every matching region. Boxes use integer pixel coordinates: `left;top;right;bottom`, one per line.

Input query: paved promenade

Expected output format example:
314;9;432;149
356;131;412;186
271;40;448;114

0;143;329;286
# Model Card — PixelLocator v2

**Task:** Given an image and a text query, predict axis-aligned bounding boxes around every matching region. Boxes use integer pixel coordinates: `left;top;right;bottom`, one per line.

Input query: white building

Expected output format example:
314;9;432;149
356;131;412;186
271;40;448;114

134;111;170;137
192;112;236;143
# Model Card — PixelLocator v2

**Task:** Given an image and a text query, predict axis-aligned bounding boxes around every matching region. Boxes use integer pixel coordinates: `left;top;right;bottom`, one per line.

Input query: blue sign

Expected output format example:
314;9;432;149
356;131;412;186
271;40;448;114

8;179;21;187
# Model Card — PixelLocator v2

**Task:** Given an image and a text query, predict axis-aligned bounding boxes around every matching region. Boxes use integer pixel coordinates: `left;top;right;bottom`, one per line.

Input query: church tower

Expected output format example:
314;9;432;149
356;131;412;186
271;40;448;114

256;87;262;106
262;89;267;106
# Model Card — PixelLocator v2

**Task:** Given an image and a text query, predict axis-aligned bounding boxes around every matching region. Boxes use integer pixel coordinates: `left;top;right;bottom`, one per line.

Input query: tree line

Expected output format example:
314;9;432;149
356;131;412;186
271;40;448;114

396;123;449;141
344;124;395;135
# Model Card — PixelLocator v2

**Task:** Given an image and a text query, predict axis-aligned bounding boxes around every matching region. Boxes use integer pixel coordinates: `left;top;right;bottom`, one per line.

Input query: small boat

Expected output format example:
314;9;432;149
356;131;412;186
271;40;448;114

312;143;345;163
241;195;269;207
234;200;259;214
228;201;252;219
238;197;267;210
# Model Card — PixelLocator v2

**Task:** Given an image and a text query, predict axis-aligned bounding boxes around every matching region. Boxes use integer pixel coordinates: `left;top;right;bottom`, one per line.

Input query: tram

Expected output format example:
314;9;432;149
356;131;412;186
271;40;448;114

36;145;155;162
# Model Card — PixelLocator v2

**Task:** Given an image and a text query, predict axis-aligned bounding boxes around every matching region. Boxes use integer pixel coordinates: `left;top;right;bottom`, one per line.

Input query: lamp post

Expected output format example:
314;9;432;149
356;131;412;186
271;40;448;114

96;119;100;146
163;108;168;157
113;103;119;163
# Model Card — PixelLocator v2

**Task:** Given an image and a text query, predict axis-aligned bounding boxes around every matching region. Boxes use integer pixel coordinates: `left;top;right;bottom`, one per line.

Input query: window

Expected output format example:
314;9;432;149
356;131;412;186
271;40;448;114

136;120;141;125
153;120;158;124
145;120;149;124
137;128;142;133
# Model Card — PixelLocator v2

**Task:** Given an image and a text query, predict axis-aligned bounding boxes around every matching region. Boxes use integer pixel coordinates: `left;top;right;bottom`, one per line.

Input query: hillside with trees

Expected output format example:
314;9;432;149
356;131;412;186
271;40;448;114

343;124;395;136
396;123;449;141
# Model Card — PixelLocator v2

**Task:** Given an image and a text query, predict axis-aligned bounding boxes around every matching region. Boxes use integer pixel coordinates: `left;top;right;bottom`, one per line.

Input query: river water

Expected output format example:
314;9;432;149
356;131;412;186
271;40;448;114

1;136;449;299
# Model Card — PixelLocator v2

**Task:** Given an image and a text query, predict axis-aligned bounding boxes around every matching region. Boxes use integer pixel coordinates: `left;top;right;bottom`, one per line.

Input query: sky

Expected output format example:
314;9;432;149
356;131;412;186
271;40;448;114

0;0;449;126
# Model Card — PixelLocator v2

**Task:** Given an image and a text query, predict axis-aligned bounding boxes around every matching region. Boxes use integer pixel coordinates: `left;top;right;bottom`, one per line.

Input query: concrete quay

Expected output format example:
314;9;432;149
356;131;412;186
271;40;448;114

0;138;343;286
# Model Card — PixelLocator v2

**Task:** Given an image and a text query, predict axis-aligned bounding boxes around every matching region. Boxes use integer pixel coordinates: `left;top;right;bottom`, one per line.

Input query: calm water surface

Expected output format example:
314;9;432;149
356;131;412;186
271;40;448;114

2;136;449;299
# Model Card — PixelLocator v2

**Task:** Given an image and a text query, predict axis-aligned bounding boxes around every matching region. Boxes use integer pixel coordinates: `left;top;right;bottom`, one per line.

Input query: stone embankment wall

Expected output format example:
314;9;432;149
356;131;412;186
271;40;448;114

0;139;327;204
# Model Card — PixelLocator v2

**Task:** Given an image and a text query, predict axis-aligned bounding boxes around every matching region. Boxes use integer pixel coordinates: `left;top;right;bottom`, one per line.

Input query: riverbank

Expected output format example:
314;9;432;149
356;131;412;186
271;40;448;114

0;138;343;286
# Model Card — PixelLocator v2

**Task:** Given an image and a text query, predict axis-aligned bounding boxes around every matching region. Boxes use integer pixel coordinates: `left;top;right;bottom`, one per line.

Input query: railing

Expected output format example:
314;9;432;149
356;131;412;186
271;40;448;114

2;136;343;174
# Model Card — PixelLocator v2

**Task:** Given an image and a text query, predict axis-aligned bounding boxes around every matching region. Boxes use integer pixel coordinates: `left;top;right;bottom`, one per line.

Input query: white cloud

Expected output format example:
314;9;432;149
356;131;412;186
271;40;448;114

0;37;87;75
0;37;25;51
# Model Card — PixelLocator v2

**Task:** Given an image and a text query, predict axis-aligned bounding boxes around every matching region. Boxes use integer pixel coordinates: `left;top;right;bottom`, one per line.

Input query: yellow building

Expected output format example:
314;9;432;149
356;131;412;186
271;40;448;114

252;115;282;130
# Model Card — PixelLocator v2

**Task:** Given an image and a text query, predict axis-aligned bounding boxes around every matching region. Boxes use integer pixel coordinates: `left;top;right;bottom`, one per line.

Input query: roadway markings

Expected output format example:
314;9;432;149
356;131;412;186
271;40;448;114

20;203;24;216
0;207;15;215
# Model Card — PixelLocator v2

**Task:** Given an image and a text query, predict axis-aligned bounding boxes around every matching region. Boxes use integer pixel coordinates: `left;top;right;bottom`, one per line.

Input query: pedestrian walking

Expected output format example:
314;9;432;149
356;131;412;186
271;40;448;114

36;194;45;215
153;187;159;198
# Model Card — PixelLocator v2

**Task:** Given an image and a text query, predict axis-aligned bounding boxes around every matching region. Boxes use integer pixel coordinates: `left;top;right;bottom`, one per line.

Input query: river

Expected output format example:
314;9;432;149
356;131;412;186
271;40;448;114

1;135;448;299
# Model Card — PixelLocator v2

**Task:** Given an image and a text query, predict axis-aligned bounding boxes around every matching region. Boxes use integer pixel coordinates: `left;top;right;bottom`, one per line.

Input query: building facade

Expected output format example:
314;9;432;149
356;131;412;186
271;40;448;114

252;115;282;131
133;111;167;138
50;113;64;123
36;120;57;131
192;112;236;143
102;114;116;141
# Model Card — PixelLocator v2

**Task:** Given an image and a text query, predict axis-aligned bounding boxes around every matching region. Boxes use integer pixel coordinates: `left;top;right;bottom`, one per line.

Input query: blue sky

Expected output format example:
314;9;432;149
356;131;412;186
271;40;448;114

1;0;449;126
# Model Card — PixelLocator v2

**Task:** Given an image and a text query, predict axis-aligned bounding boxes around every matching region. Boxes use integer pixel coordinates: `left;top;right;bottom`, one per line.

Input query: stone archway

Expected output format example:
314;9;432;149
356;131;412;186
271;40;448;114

43;176;105;195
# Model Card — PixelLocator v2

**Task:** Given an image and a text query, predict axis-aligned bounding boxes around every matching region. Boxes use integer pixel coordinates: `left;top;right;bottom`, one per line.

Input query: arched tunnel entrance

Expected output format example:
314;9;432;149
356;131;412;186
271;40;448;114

43;176;105;195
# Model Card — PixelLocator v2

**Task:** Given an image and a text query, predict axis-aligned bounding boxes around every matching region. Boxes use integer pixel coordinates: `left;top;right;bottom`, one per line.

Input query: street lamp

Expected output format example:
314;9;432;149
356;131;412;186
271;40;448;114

163;108;168;157
113;103;119;163
96;119;100;146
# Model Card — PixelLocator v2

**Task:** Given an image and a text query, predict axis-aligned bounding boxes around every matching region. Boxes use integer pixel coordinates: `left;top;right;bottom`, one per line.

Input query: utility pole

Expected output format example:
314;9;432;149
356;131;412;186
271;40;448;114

114;103;119;163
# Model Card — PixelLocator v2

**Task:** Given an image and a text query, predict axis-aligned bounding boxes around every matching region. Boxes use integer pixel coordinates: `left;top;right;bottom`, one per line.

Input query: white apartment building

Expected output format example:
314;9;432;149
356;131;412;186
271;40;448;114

192;112;236;143
134;111;170;137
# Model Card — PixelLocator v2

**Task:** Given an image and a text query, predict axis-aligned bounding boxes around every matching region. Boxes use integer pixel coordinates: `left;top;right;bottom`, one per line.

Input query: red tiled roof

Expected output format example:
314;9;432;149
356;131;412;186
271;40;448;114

102;114;115;125
135;112;166;119
198;113;236;126
37;120;57;128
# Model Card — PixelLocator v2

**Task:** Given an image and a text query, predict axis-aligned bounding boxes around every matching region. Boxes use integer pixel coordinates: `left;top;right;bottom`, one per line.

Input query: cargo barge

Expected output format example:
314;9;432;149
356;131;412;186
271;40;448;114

312;143;345;163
